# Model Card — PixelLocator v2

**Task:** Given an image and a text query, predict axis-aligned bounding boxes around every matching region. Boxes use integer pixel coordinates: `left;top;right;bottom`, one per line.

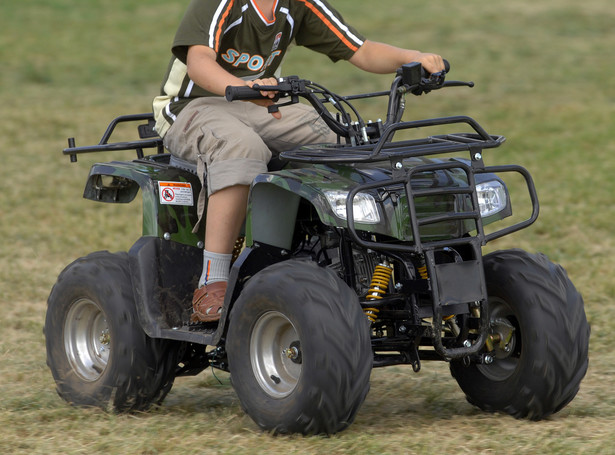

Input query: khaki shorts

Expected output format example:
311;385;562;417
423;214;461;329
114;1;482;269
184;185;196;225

163;97;336;196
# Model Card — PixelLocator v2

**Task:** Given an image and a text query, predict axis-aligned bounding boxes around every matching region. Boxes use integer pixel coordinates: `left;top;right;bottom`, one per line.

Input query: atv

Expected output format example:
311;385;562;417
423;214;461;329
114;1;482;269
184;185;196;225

45;61;590;434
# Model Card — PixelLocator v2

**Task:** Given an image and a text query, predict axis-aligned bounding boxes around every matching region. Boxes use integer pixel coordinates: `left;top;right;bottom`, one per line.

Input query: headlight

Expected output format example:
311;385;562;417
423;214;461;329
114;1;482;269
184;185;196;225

476;180;508;217
324;190;380;224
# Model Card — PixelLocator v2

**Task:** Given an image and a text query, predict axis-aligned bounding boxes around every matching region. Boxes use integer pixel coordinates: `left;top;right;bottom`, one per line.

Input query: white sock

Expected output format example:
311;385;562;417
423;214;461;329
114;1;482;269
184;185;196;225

198;250;232;287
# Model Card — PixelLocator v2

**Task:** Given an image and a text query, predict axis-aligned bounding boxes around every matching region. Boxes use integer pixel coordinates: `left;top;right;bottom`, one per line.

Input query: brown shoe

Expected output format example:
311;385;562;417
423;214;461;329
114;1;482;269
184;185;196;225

190;281;227;323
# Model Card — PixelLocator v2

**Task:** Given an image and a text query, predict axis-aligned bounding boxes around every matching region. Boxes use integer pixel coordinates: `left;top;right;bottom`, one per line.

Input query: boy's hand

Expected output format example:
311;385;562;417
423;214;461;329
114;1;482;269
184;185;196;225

247;78;282;119
413;52;445;75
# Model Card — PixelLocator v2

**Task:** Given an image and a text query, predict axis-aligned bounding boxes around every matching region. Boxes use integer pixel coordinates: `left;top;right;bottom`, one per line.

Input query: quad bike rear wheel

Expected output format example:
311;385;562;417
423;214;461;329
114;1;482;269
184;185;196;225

45;251;181;412
226;260;372;434
450;249;590;419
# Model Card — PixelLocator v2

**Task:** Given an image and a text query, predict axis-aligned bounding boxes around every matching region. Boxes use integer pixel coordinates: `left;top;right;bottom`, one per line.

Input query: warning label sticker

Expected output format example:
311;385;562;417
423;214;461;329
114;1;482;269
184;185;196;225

158;181;194;206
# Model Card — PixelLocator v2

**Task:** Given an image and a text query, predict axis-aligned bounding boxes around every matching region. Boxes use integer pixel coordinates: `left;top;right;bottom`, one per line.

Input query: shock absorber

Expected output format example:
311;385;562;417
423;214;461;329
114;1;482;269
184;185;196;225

364;262;394;323
231;236;245;263
417;258;428;280
418;265;428;280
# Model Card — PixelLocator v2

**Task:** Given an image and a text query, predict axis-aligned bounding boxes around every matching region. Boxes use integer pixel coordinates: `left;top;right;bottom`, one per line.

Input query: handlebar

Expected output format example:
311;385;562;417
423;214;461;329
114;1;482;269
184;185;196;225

225;85;284;102
225;60;474;145
226;60;455;102
225;77;307;103
224;85;270;102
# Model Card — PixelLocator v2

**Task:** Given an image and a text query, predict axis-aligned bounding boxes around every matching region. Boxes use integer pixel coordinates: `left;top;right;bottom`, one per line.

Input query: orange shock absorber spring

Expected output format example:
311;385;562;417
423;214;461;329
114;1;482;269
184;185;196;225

364;262;394;323
231;236;245;263
417;265;428;280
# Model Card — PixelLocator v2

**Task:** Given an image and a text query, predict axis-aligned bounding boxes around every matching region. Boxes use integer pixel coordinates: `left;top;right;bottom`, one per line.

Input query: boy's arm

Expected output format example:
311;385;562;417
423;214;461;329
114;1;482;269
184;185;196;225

186;45;281;118
349;40;444;74
186;45;245;96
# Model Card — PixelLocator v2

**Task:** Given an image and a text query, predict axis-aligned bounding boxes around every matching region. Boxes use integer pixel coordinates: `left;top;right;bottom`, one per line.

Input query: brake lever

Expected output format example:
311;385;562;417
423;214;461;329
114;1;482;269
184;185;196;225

442;80;475;88
253;77;307;113
267;96;300;114
253;76;306;96
409;72;475;95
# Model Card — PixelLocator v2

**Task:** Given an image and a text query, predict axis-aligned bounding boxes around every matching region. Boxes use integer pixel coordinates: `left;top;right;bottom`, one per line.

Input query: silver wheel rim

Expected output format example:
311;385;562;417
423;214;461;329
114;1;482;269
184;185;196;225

250;311;302;398
64;298;110;382
477;297;519;381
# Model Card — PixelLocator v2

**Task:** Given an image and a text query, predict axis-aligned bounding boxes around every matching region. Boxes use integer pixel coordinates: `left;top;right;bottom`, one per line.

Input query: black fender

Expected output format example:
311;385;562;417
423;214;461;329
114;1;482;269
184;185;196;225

127;236;286;346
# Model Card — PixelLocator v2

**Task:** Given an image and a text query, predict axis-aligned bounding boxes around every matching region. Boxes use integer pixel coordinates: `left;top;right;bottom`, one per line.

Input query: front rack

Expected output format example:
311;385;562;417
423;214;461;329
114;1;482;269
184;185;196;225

345;158;538;359
280;115;504;164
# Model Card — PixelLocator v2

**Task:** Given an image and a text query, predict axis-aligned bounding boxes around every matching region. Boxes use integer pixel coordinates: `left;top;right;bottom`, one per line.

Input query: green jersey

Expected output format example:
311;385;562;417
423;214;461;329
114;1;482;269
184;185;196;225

153;0;365;136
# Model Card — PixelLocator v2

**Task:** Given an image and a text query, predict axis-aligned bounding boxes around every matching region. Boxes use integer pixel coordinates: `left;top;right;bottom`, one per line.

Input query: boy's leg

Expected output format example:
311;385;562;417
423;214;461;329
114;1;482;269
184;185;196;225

163;99;271;322
204;184;250;254
254;103;338;152
164;100;337;323
190;184;250;322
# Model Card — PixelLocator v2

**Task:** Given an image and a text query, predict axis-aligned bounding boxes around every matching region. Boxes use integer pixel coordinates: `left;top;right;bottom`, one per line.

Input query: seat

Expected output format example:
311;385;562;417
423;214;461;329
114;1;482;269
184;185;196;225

169;155;198;175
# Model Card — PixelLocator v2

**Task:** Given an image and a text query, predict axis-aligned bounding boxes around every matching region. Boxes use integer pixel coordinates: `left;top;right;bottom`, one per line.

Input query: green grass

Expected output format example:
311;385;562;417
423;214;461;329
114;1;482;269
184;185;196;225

1;0;614;453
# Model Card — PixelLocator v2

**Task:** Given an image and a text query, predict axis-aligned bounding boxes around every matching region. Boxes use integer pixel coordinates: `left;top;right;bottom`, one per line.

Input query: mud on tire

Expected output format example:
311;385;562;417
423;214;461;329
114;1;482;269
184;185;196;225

45;251;181;412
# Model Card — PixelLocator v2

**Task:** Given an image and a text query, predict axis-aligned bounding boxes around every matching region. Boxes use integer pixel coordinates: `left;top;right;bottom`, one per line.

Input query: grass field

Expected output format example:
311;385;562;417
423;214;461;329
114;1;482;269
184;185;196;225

1;0;614;453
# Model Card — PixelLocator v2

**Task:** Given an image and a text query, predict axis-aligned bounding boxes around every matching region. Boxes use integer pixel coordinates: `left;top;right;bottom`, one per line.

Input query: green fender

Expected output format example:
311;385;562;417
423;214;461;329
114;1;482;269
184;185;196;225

246;165;384;250
246;160;509;250
83;159;204;247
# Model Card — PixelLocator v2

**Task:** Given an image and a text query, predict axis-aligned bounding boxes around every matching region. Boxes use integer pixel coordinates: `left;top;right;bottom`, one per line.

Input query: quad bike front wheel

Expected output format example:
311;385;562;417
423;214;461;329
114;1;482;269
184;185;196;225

226;260;372;434
45;251;181;412
450;249;590;419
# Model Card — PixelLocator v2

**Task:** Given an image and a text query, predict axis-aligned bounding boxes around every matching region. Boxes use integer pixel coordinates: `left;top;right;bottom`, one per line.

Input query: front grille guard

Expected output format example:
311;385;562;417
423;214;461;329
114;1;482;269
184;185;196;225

346;160;539;359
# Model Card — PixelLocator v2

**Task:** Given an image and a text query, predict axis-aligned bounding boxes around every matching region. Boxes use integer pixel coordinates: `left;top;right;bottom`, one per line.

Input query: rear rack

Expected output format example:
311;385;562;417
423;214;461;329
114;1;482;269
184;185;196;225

63;113;163;163
280;115;504;164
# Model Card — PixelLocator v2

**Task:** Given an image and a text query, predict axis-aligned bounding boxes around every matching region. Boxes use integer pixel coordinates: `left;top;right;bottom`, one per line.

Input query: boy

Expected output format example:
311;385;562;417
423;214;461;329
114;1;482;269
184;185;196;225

153;0;444;322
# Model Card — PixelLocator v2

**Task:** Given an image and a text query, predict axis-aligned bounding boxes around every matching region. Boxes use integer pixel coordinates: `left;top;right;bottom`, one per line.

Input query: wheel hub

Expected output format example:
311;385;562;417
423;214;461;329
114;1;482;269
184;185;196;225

486;317;515;359
64;298;110;382
282;341;302;364
477;297;520;381
250;311;302;398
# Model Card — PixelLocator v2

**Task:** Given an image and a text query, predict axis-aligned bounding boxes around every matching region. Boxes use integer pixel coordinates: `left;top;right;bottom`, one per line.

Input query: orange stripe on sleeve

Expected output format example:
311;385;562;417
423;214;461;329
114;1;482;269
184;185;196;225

214;0;235;52
297;0;359;52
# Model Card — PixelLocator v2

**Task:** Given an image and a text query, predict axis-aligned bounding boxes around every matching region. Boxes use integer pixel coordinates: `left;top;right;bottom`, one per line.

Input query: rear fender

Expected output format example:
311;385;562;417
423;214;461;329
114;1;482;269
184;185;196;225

84;160;204;246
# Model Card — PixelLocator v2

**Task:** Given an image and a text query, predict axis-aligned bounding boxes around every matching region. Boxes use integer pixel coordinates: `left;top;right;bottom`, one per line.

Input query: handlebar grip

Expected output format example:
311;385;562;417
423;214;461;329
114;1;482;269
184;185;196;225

443;59;450;73
225;85;267;102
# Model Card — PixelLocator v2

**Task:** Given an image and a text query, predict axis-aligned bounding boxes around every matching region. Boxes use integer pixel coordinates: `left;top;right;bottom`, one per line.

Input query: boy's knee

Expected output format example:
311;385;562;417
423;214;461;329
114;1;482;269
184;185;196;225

206;158;269;195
